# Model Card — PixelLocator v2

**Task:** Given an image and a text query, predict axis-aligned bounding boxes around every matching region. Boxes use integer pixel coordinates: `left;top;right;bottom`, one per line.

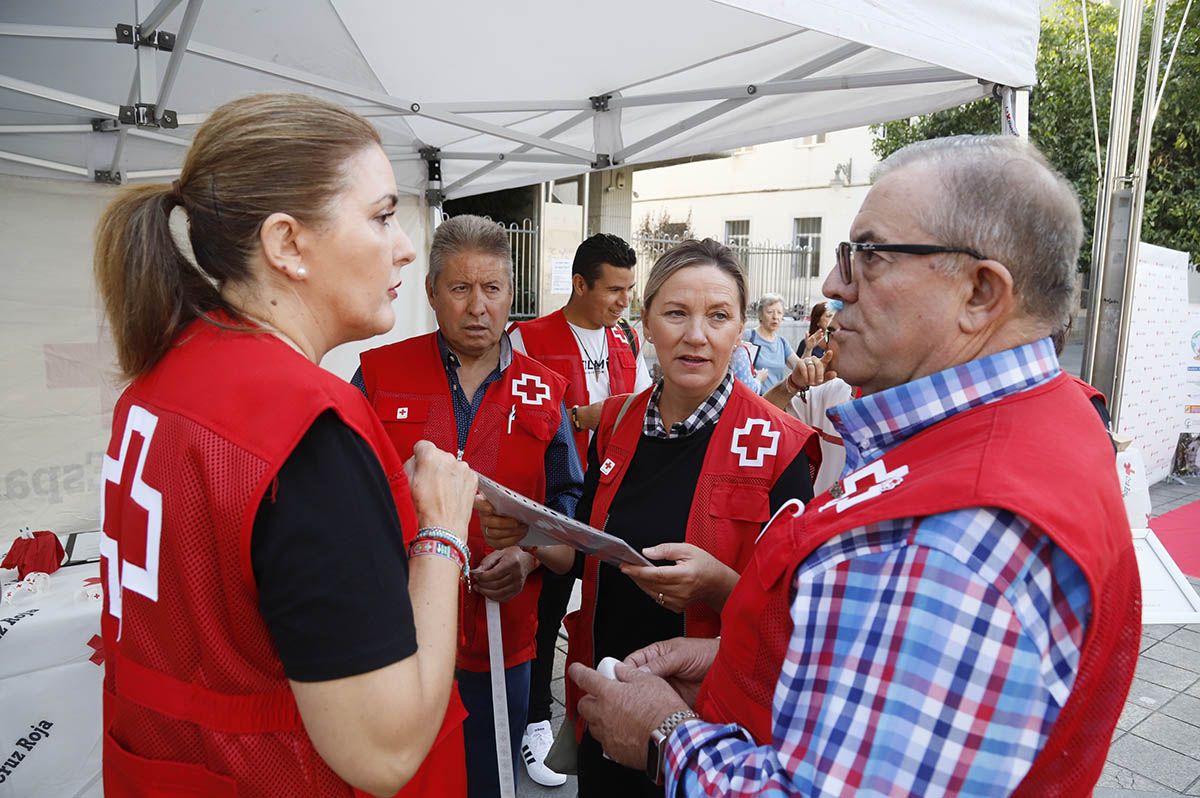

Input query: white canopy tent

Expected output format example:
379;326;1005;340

0;0;1040;544
0;0;1038;197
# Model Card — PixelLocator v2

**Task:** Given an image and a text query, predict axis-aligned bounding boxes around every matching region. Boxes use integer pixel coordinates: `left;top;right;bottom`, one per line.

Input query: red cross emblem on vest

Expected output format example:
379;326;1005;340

730;418;780;468
819;458;909;514
512;373;551;406
100;405;163;622
611;326;628;345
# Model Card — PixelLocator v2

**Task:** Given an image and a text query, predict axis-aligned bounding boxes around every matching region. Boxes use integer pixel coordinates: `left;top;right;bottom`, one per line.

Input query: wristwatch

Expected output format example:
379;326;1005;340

645;709;699;785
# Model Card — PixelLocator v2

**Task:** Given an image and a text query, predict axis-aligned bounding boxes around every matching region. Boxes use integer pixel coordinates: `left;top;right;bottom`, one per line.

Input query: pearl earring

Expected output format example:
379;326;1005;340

296;266;308;278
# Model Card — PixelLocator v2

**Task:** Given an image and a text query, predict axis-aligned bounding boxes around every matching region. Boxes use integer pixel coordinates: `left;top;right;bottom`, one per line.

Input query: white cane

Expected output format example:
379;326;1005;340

486;598;517;798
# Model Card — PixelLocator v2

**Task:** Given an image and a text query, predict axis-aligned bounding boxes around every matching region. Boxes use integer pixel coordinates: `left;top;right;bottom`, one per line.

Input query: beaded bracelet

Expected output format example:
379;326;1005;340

414;527;470;564
408;540;471;589
409;539;465;569
409;538;470;588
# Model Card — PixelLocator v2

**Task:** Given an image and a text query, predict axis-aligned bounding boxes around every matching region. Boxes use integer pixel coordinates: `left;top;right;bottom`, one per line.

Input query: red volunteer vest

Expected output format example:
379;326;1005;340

563;380;820;734
359;332;568;671
100;319;466;798
512;309;639;465
1070;373;1108;407
698;373;1140;796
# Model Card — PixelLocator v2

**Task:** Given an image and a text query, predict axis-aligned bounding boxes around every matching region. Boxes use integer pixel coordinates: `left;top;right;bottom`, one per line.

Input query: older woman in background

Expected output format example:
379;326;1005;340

743;292;801;389
93;93;475;798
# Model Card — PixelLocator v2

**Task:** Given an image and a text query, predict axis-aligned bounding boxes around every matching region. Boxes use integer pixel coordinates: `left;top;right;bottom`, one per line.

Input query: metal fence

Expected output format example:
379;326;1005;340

505;219;539;319
631;236;820;319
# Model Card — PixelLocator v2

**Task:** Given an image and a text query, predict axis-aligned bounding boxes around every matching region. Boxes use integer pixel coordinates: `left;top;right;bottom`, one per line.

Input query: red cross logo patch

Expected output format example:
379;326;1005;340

730;418;780;468
395;407;409;420
512;373;551;406
819;458;909;513
610;326;628;345
86;634;105;666
600;458;616;476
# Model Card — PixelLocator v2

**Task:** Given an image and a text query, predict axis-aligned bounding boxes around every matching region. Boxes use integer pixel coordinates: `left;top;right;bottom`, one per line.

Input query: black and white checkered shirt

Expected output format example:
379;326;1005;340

643;374;734;439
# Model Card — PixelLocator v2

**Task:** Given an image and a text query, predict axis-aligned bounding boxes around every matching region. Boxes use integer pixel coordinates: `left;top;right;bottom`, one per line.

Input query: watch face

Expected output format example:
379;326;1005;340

646;730;666;785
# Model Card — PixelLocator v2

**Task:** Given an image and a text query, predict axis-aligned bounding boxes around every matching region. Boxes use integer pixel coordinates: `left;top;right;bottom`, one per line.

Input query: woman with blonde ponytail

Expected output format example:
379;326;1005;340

95;93;475;798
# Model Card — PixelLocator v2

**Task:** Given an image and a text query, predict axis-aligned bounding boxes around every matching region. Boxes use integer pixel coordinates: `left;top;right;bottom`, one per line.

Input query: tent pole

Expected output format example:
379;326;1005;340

0;124;93;134
0;74;119;117
442;111;591;197
1081;0;1144;395
1109;0;1169;431
155;0;204;112
0;23;111;41
185;41;596;162
139;0;185;34
609;67;962;109
0;149;89;177
616;42;868;162
108;72;140;180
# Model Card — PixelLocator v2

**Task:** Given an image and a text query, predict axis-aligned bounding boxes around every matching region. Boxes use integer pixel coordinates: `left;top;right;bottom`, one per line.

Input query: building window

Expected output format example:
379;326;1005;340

725;219;750;248
793;217;821;277
794;133;827;147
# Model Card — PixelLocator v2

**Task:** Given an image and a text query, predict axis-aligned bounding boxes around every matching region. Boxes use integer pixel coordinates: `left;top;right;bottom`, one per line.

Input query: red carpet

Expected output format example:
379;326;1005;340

1150;500;1200;578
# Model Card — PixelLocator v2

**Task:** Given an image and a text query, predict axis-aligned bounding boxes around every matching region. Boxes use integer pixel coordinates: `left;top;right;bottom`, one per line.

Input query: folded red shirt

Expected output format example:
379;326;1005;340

2;531;65;580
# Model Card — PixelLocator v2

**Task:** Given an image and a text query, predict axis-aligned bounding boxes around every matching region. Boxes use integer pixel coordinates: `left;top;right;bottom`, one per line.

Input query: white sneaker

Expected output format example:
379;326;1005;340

521;720;567;787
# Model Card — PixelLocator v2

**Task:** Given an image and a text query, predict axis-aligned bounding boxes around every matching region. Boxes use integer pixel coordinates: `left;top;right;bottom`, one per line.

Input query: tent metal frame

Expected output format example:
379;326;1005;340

0;16;1007;194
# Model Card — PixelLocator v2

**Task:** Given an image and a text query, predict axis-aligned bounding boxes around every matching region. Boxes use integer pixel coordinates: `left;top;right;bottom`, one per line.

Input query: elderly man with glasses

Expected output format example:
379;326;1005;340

568;135;1139;797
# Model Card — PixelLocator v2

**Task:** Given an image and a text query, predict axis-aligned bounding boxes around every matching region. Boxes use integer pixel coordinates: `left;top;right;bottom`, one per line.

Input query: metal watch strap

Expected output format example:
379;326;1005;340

646;709;699;784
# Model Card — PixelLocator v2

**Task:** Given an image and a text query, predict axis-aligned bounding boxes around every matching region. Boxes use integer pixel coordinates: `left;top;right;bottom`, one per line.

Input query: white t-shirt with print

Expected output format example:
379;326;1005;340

510;321;652;404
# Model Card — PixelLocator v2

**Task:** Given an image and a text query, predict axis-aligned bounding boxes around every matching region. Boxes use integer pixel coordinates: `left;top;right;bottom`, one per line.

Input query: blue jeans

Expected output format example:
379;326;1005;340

457;661;531;798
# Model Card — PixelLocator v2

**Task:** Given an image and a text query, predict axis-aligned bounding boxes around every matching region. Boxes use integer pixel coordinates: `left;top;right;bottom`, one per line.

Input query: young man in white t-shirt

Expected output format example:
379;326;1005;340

508;233;652;786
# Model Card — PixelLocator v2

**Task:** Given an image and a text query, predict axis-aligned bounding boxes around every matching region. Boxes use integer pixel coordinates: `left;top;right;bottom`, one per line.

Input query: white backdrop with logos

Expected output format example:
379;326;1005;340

1116;242;1192;485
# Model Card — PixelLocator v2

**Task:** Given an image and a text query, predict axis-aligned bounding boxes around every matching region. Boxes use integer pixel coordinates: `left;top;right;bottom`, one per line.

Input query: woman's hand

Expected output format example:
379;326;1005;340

788;349;836;391
475;495;529;549
801;329;824;358
618;543;739;613
406;441;476;543
472;547;537;602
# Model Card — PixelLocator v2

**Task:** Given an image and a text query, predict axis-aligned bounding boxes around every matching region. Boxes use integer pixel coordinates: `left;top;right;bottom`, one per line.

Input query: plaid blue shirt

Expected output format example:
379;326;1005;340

665;338;1092;797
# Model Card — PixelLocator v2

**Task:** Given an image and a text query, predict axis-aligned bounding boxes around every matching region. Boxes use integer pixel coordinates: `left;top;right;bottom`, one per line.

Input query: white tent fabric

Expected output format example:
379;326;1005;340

0;0;1040;545
0;0;1039;199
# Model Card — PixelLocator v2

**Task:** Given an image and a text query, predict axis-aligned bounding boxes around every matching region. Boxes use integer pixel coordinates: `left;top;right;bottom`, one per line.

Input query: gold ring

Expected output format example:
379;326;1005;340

656;592;665;606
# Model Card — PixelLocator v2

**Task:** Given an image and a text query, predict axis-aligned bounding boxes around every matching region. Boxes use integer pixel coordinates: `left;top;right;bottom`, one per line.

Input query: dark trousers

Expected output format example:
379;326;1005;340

527;568;576;723
457;661;532;798
578;729;663;797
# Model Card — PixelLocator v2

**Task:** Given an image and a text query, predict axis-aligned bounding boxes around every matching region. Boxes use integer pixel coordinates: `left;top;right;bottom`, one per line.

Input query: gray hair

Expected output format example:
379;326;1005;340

872;135;1083;324
644;238;747;319
428;214;513;287
757;292;786;315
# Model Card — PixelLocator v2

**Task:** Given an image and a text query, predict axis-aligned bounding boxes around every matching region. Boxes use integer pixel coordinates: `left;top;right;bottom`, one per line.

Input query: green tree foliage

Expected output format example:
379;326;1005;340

872;0;1198;271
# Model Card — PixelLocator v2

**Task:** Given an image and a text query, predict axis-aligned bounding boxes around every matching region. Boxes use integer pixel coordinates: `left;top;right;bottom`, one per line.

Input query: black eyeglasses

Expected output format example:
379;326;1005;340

835;241;986;284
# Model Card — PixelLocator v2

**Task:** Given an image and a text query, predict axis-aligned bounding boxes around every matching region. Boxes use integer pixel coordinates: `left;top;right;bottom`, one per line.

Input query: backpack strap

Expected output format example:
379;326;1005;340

616;317;639;359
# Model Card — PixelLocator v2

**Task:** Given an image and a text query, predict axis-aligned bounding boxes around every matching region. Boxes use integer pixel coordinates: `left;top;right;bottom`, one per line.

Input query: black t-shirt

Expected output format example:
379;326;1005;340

574;424;813;665
251;410;418;682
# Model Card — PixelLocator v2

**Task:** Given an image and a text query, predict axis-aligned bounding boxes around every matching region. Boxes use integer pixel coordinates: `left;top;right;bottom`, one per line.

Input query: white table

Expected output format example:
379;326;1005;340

0;563;103;798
